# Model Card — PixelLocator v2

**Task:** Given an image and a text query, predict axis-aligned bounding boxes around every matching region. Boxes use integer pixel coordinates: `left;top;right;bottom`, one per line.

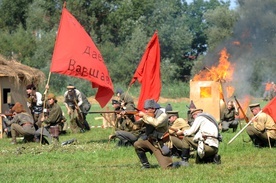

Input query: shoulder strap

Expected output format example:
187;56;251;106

198;113;219;132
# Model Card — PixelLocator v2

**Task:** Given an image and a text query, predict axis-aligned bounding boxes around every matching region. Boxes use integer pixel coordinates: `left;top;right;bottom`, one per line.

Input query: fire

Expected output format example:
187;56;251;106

236;95;251;120
193;48;235;98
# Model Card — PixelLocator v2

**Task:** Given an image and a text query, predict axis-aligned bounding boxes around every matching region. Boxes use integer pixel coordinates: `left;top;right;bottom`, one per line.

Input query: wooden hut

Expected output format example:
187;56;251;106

0;55;45;138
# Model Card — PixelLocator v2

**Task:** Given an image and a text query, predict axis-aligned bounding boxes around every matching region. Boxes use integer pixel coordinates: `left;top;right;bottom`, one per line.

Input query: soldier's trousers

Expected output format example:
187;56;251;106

134;139;172;168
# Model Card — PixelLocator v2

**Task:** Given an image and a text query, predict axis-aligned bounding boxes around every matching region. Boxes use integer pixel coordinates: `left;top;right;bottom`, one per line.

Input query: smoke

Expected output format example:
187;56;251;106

206;0;276;98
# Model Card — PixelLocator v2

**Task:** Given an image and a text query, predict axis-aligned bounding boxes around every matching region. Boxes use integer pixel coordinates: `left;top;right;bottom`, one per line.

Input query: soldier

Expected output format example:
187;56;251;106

167;111;190;158
221;100;239;132
134;99;175;169
26;84;43;129
246;103;276;147
1;102;35;144
115;88;135;111
64;85;91;132
35;93;65;144
176;109;221;166
108;99;143;146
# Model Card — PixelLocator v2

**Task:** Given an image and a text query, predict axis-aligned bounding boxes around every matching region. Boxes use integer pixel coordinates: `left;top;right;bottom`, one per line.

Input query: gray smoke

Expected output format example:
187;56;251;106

206;0;276;98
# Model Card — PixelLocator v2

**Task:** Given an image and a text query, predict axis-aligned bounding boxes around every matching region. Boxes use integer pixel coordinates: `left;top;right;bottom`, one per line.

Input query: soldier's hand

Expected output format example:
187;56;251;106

176;130;184;136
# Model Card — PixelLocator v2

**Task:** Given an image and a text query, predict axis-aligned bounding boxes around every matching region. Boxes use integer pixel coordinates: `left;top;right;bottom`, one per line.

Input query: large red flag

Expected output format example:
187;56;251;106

50;8;114;108
263;97;276;123
129;31;161;110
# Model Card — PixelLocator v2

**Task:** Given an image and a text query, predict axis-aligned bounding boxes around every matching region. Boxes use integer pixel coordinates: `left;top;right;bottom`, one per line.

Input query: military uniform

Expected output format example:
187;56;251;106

35;93;64;144
64;85;91;132
3;102;35;144
220;107;239;132
113;116;144;146
246;103;276;147
175;109;221;166
134;99;173;169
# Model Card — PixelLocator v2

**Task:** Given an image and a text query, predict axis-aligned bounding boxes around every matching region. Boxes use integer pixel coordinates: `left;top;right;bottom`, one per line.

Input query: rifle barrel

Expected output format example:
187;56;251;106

88;110;138;114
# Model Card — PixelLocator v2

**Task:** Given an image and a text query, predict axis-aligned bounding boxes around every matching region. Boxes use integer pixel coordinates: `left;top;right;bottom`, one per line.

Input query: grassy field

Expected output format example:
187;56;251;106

0;99;275;183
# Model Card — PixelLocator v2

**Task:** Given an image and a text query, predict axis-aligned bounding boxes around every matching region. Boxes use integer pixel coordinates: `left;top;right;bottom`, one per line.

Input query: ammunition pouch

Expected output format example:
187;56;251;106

33;106;43;114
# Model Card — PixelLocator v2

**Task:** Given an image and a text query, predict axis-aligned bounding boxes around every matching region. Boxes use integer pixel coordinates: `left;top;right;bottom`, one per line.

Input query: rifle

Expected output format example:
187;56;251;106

89;110;139;115
0;113;13;117
169;127;184;139
234;96;249;123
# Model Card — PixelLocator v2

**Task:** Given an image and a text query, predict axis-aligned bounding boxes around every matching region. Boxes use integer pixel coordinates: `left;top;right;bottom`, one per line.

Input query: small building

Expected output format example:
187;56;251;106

0;55;45;138
190;80;226;121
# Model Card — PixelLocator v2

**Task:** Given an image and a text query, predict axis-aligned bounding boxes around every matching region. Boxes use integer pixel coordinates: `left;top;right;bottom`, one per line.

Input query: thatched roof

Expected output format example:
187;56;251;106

0;55;45;86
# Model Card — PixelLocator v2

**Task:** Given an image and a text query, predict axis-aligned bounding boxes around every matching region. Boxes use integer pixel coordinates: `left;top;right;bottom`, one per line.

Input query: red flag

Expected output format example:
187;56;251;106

263;97;276;123
50;8;114;108
129;31;161;110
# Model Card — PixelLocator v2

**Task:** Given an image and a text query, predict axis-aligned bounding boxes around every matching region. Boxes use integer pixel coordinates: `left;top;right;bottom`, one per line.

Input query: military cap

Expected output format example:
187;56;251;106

67;84;75;90
189;100;196;109
144;99;157;109
116;88;124;95
155;103;161;109
165;103;173;112
47;93;56;101
111;99;120;105
249;103;260;109
11;102;26;113
190;108;203;116
167;111;179;118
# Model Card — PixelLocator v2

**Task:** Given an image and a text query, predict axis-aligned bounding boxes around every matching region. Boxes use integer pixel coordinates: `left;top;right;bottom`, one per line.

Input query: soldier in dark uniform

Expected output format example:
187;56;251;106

221;100;239;132
1;102;35;144
116;88;135;111
134;99;175;169
108;99;143;146
64;85;91;132
35;93;65;144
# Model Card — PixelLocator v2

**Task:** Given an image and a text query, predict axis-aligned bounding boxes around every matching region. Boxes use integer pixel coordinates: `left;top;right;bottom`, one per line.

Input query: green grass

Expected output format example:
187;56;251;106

0;99;275;183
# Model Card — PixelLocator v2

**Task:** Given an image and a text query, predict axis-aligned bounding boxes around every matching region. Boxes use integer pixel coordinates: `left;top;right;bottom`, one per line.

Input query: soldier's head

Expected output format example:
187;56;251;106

144;99;158;113
26;84;36;94
115;88;124;97
67;84;76;95
111;99;120;109
227;101;234;110
47;93;57;104
249;103;261;115
190;109;203;119
167;111;179;123
11;102;26;114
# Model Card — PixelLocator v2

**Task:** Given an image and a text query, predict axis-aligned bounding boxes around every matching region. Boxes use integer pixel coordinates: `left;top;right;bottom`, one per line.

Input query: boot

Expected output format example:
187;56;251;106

213;154;221;164
178;148;190;167
136;150;150;169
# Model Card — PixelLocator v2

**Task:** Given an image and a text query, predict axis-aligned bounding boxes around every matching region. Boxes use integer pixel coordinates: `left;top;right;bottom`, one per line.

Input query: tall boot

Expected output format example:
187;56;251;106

136;149;150;169
178;148;190;167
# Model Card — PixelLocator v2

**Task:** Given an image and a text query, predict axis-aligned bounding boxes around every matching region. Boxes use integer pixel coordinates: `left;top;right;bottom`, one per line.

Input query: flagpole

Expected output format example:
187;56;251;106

40;71;52;145
228;110;262;145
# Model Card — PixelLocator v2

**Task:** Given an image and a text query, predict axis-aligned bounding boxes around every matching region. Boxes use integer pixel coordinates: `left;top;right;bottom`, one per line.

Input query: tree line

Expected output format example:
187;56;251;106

0;0;240;96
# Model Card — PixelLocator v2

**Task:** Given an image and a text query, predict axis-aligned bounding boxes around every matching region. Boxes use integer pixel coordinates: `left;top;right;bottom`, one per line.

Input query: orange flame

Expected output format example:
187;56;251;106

237;95;251;120
193;48;235;98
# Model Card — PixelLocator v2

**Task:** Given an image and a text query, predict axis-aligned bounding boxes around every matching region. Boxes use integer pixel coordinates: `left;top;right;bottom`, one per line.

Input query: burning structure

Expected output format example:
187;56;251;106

190;48;235;121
